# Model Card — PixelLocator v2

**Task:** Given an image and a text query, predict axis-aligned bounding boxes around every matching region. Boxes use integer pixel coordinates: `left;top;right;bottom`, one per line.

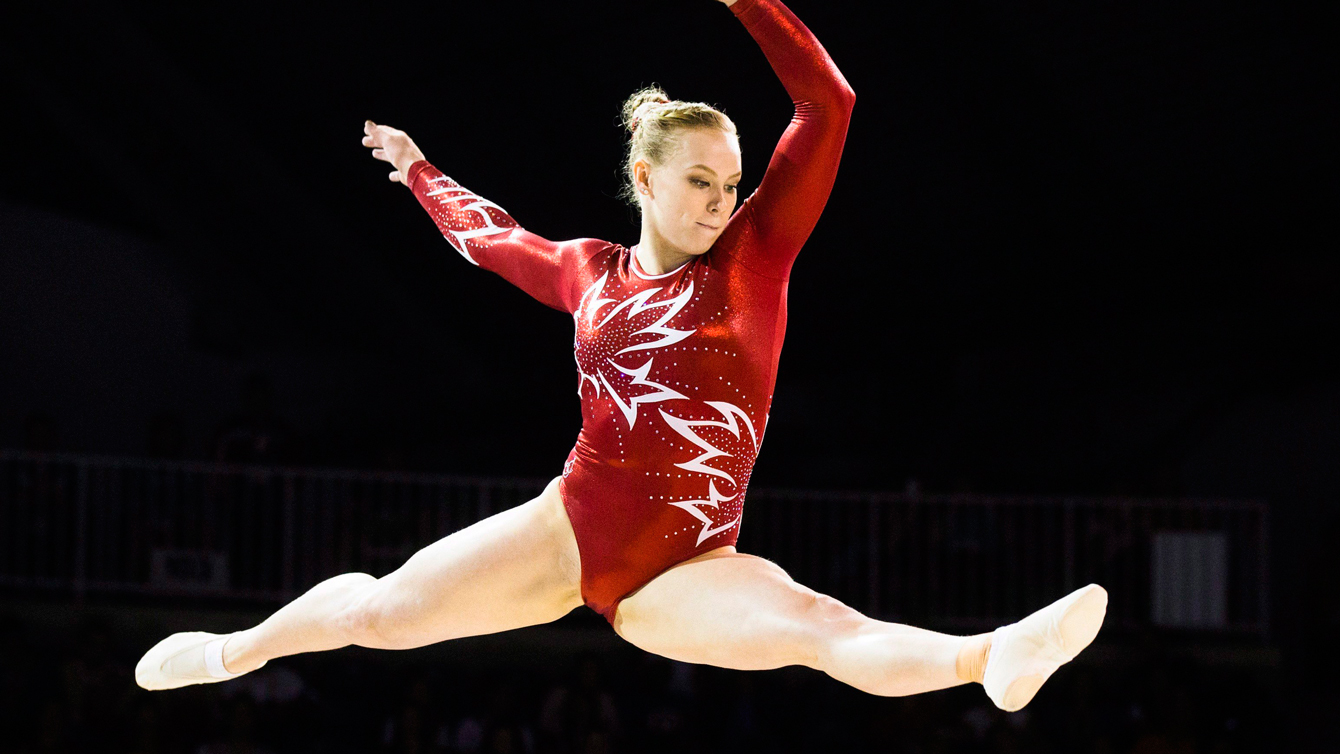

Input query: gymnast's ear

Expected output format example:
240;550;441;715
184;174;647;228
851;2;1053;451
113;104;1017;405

634;159;655;199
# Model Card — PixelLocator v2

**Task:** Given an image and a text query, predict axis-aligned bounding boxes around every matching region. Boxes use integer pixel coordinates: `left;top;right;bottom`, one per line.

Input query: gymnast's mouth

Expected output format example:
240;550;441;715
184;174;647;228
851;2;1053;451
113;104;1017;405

696;222;720;230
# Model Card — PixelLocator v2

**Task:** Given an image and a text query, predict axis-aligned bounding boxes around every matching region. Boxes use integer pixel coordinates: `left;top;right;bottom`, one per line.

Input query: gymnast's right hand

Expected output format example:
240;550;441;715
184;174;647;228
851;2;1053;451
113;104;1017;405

362;120;426;187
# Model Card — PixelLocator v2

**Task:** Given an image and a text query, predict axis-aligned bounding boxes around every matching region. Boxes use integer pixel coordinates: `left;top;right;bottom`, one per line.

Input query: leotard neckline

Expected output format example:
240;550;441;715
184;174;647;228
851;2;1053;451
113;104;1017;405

629;245;692;281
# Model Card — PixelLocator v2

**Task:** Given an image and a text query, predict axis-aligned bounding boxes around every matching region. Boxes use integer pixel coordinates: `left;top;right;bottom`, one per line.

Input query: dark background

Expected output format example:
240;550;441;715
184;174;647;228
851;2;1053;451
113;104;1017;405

1;0;1334;751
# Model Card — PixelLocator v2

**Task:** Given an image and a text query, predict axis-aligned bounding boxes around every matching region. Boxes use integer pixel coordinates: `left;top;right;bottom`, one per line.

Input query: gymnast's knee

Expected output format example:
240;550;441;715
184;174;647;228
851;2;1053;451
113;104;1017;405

802;591;868;665
331;575;418;649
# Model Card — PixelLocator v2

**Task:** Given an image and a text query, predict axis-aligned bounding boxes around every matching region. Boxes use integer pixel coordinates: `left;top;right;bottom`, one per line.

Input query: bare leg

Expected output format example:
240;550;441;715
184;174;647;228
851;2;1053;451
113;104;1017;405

613;549;982;697
219;476;582;673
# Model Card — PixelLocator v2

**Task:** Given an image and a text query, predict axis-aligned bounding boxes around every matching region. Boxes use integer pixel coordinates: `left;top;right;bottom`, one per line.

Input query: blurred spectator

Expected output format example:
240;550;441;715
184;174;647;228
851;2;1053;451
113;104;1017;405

1129;682;1202;754
0;607;1289;754
626;654;691;754
380;674;450;754
222;662;309;706
482;678;535;753
540;655;619;753
197;696;275;754
126;697;165;754
453;715;485;753
481;724;530;754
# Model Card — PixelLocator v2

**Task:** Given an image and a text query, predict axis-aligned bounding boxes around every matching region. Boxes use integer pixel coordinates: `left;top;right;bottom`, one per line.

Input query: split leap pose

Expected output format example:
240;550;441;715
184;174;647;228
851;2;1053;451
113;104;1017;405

137;0;1106;713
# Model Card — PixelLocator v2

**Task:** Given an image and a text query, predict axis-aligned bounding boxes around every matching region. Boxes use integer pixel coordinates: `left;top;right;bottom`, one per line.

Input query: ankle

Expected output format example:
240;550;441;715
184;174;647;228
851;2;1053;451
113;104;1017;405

955;633;992;685
221;631;263;675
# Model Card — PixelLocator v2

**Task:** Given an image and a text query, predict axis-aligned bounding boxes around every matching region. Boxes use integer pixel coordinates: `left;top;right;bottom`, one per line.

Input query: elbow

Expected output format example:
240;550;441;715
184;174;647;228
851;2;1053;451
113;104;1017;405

834;81;855;116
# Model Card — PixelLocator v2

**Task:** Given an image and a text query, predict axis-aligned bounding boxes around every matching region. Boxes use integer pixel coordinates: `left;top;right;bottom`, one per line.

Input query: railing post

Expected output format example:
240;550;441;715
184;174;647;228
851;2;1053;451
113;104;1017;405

867;495;880;618
73;462;89;605
1258;503;1270;642
282;473;297;599
478;482;492;521
1063;498;1076;593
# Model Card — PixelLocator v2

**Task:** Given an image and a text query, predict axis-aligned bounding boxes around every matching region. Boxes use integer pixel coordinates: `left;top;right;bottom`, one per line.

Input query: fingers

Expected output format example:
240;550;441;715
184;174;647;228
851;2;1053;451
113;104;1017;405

366;120;408;186
363;121;397;163
363;120;386;146
364;118;390;163
363;120;383;148
364;120;402;139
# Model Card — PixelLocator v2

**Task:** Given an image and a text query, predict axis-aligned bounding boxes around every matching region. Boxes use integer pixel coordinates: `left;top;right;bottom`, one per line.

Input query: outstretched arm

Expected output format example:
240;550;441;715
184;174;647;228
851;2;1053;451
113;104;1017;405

719;0;855;279
362;120;602;314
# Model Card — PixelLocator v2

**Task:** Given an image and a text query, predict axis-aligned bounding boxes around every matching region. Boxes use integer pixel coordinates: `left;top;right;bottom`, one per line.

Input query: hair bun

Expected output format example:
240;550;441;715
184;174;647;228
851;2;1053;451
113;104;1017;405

622;86;672;134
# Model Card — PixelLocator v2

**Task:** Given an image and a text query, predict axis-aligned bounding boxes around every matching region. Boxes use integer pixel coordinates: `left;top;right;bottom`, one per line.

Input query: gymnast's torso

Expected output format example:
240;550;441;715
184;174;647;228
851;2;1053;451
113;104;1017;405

560;236;788;619
404;0;854;621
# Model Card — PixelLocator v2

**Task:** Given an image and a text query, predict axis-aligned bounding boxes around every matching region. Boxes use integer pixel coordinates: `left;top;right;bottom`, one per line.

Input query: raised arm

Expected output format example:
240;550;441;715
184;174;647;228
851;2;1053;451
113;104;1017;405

720;0;855;279
362;120;602;314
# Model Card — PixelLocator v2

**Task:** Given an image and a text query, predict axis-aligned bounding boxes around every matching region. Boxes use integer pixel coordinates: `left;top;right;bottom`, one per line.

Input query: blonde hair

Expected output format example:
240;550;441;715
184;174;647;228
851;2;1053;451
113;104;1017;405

619;85;738;211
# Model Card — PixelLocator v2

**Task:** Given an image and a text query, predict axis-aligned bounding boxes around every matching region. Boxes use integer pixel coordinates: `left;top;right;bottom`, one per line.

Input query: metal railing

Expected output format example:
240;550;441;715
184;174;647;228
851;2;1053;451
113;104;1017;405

745;487;1268;636
0;450;1269;636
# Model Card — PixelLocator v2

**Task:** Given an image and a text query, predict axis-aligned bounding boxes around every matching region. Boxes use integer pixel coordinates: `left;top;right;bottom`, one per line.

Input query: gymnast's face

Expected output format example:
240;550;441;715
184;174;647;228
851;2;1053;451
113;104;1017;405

636;128;742;256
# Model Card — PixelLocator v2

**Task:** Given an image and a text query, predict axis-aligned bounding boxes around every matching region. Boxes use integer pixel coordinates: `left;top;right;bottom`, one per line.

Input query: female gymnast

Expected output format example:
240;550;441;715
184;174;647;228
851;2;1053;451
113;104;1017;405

137;0;1106;713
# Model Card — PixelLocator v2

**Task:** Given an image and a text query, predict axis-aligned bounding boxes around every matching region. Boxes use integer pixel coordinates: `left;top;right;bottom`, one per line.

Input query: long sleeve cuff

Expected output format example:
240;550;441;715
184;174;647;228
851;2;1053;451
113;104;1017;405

406;159;434;191
728;0;761;18
729;0;763;21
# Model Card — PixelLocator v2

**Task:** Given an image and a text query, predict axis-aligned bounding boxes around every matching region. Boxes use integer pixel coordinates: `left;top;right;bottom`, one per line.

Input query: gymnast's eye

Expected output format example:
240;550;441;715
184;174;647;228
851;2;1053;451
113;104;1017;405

690;178;709;187
726;184;738;193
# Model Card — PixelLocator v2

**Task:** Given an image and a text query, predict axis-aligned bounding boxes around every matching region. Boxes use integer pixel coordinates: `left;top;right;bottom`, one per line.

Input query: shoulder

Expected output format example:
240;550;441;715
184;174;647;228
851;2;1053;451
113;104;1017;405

557;237;621;261
708;206;789;282
557;240;624;312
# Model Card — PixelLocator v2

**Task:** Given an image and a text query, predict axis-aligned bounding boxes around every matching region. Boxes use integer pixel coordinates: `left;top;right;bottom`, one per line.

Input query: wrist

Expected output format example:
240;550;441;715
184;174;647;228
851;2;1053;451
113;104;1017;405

402;159;426;189
400;153;428;186
400;151;426;175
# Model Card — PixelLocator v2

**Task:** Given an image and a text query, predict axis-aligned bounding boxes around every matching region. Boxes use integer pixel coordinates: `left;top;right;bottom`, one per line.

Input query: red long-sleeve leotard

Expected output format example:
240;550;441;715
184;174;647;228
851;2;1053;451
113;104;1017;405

406;0;853;623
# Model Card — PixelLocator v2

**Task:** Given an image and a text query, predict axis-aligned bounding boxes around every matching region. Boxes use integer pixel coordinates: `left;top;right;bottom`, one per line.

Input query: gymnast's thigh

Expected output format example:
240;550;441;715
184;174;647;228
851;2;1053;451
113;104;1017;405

357;476;584;647
612;549;847;671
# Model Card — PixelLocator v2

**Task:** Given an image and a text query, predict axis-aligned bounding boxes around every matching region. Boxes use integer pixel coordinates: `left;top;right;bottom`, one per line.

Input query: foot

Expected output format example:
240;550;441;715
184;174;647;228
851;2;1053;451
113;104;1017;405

982;583;1108;712
134;631;265;691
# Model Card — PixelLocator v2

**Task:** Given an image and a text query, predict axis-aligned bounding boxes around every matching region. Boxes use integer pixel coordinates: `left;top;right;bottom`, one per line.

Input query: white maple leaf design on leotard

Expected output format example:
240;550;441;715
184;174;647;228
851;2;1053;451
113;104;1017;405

572;272;696;429
659;401;761;545
571;268;759;546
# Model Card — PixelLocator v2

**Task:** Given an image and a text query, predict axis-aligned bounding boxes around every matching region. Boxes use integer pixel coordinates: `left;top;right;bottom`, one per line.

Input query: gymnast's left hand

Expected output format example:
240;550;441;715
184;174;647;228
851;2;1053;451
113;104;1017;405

362;120;426;187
